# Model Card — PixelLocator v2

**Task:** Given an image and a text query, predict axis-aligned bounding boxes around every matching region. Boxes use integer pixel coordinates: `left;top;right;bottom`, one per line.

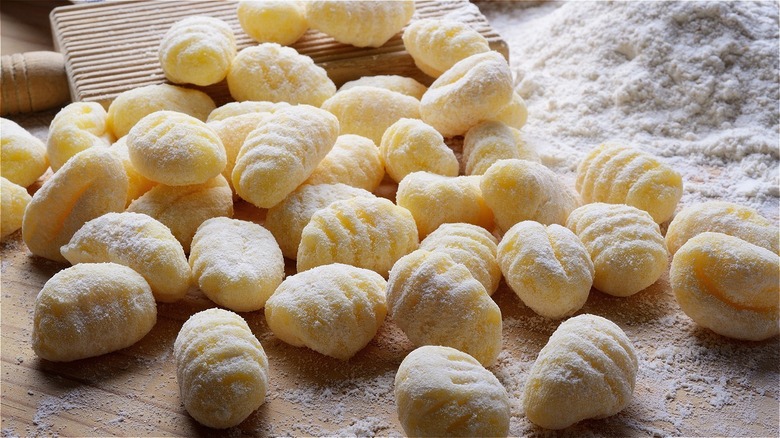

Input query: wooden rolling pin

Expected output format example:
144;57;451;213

0;51;71;116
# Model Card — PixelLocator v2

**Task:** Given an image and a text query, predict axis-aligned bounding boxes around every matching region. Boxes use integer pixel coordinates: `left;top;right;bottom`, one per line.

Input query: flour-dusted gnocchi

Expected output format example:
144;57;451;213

497;221;593;319
387;249;502;366
265;183;375;259
420;51;513;137
190;217;284;312
322;86;421;146
22;147;128;263
60;212;191;303
265;263;387;360
174;308;269;429
207;100;289;122
339;75;428;100
159;16;236;86
492;91;528;130
232;105;339;208
297;196;418;277
379;118;459;183
207;112;272;195
0;118;48;187
463;120;539;175
566;203;668;297
402;18;490;78
420;222;500;296
237;0;308;45
306;0;415;48
665;201;779;256
481;159;579;233
394;345;510;438
32;263;156;362
227;43;336;106
304;134;385;192
576;143;683;224
47;102;114;172
127;175;233;253
0;176;31;241
107;83;215;139
523;314;638;430
111;136;157;206
396;172;494;238
670;232;779;341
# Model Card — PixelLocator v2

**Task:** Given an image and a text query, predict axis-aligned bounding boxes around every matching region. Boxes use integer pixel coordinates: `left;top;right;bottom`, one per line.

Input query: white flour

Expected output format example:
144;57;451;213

481;1;779;222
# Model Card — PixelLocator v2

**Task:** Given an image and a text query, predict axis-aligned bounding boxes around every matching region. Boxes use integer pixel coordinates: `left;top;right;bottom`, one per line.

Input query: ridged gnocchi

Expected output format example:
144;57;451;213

394;345;510;438
265;263;387;360
32;263;156;362
60;211;191;303
190;217;284;312
207;111;272;195
386;249;502;367
576;143;683;224
462;120;539;175
339;75;428;100
174;308;269;429
304;134;385;192
1;176;31;241
111;136;157;206
402;18;490;78
523;314;638;430
232;105;339;208
237;0;308;45
566;203;668;297
0;118;48;187
297;196;419;277
497;221;593;319
379;118;459;183
306;0;415;48
206;100;289;122
47;102;114;172
159;16;236;86
670;232;779;341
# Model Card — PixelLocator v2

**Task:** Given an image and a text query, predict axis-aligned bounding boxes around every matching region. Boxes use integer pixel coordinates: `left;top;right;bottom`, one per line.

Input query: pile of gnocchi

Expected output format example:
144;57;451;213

1;0;778;434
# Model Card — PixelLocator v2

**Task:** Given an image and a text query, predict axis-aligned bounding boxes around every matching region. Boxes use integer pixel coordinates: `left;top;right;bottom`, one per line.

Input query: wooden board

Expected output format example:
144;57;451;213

50;0;509;107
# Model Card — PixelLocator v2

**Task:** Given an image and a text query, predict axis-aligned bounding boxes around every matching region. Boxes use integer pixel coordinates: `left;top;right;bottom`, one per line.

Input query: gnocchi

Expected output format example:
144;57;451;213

0;118;48;187
174;308;269;429
265;263;387;360
0;176;31;241
32;263;156;362
379;118;459;183
304;134;385;192
206;100;289;122
236;0;308;45
306;0;415;48
394;345;510;438
497;221;593;319
491;91;528;130
462;120;539;175
386;249;502;367
670;232;779;341
159;16;236;86
47;102;114;172
402;18;490;78
111;136;157;206
339;75;428;100
566;202;668;297
523;314;638;430
207;111;273;195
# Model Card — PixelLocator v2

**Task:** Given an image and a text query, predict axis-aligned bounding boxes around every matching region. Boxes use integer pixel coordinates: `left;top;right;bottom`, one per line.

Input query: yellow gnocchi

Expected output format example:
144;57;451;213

523;314;638;430
420;51;513;137
491;91;528;130
339;75;428;100
566;203;668;297
297;196;419;277
111;136;157;206
206;100;288;122
22;147;128;263
47;102;114;172
236;0;308;45
420;222;500;296
379;118;459;183
321;86;421;146
190;217;284;312
265;183;375;260
126;110;227;187
394;345;510;438
232;105;339;208
402;18;490;78
396;172;494;238
107;83;215;139
207;112;272;195
0;118;48;187
480;159;580;233
306;0;415;48
174;308;269;429
60;211;191;303
497;221;593;319
670;232;779;341
32;262;156;362
265;263;387;360
0;176;31;241
576;143;683;224
304;134;384;192
159;16;236;86
227;43;336;106
386;249;502;367
665;201;779;256
462;120;539;175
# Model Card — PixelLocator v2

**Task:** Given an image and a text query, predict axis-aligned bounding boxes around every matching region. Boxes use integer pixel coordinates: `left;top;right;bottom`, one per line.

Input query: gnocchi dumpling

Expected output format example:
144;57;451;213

159;16;236;86
265;263;387;360
379;118;459;183
206;100;289;122
523;314;638;430
491;91;528;130
111;136;157;206
0;118;48;187
304;134;385;192
402;18;490;78
339;75;428;100
462;120;539;175
237;0;308;45
47;102;114;172
207;111;273;195
306;0;415;48
1;177;31;241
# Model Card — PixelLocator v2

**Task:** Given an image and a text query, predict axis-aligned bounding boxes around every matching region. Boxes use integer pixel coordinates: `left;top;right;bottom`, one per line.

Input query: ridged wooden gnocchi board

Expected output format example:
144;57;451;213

49;0;509;107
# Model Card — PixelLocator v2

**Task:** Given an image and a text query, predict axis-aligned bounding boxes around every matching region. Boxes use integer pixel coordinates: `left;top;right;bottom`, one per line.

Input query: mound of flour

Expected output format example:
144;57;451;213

480;1;779;221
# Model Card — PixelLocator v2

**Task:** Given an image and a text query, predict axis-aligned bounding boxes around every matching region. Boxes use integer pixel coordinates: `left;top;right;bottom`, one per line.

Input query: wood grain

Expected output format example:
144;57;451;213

0;51;70;116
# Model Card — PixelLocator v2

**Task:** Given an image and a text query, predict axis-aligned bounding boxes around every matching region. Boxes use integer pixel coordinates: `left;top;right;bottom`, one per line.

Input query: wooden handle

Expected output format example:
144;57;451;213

0;51;70;116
